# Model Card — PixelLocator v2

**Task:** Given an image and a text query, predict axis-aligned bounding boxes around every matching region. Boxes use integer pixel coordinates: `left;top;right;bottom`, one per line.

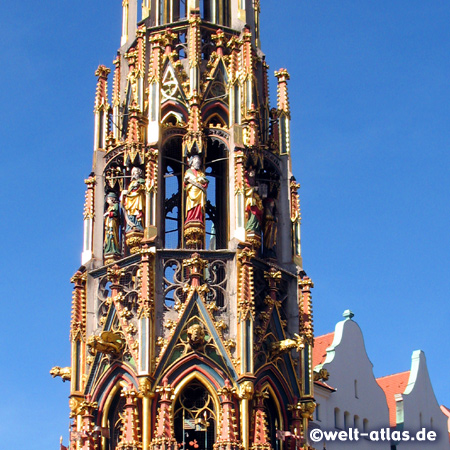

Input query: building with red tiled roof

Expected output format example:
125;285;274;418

376;351;450;449
312;311;390;450
376;371;410;427
312;313;450;450
313;331;334;368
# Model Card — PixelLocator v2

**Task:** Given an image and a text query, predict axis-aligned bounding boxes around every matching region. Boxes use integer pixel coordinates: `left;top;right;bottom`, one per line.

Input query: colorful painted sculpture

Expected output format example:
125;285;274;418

244;168;263;233
263;196;277;255
184;155;208;224
103;192;121;256
122;167;145;232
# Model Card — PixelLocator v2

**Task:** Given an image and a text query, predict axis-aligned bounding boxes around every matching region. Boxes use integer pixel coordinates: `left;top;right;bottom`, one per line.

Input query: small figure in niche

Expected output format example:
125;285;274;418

103;192;121;256
184;155;208;224
244;167;263;233
122;167;145;232
263;195;277;257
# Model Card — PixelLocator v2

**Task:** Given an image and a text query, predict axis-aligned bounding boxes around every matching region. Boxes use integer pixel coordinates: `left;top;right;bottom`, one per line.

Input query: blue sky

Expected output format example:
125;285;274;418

1;1;449;448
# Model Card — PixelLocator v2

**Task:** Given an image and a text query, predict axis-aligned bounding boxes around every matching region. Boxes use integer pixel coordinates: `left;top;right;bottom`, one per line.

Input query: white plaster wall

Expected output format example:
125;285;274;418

313;316;390;449
399;351;450;449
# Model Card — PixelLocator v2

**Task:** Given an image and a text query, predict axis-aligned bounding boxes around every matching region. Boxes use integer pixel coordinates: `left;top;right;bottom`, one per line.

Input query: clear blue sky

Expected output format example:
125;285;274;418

1;1;449;448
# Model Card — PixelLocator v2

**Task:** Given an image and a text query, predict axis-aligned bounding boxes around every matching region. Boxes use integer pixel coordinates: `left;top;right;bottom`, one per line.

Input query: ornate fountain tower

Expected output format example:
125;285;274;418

54;1;315;449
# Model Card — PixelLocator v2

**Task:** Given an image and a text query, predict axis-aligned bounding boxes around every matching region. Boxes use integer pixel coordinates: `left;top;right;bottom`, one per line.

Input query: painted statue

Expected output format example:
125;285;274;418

104;192;121;255
263;196;277;255
122;167;145;232
184;155;208;224
244;167;263;233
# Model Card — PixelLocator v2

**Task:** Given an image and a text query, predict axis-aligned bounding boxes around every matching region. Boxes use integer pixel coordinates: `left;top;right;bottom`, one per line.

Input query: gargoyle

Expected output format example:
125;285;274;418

50;366;71;382
313;368;330;382
271;333;305;357
87;331;124;356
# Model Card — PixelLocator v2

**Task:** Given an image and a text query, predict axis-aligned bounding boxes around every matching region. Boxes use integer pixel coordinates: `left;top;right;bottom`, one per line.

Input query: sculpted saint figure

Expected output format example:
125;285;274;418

184;155;208;224
263;196;277;255
103;192;121;256
244;167;263;233
122;167;145;232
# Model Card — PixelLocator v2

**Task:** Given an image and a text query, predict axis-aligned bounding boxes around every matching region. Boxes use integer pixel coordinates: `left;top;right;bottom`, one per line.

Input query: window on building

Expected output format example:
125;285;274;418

107;391;127;449
363;418;369;433
354;379;358;398
334;408;341;429
315;403;320;421
174;381;216;450
344;411;350;430
162;136;183;249
204;137;228;249
354;415;360;430
264;394;282;450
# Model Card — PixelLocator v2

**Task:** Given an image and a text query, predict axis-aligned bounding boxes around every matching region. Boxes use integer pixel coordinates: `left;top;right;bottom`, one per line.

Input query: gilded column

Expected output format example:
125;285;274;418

298;277;315;449
150;378;177;450
93;65;111;153
139;378;154;450
79;397;99;450
237;247;256;375
112;56;121;140
238;381;254;450
241;29;254;120
234;150;246;241
138;245;156;375
136;25;147;113
121;0;130;46
145;147;159;238
188;11;201;96
275;69;290;156
69;270;87;399
250;390;271;450
148;33;163;143
82;175;96;264
290;179;302;266
215;380;242;450
117;384;142;449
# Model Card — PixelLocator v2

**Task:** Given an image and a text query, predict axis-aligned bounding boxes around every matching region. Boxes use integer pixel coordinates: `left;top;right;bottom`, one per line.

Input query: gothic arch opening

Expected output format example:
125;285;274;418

200;0;230;27
162;135;184;249
174;380;217;450
262;389;283;450
159;0;187;24
204;136;228;249
105;389;127;450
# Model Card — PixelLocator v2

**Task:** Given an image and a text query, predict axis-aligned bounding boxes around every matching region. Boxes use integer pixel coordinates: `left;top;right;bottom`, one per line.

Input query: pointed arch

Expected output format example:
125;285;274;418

173;370;221;410
256;366;297;412
172;372;220;450
91;363;139;450
258;381;285;450
162;111;185;127
205;113;226;128
92;362;138;409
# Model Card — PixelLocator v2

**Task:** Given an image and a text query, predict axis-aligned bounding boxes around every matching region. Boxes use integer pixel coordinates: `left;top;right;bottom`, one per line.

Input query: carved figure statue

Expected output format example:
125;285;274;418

50;366;71;382
263;196;277;255
184;155;208;224
186;323;206;352
271;333;305;357
122;167;145;232
87;331;124;356
244;167;263;233
104;192;121;256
